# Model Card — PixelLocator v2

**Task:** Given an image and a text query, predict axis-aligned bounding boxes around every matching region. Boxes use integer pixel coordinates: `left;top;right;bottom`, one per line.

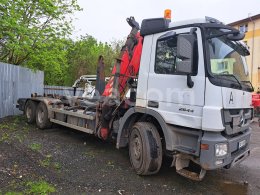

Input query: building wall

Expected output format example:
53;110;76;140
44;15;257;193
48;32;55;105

231;18;260;91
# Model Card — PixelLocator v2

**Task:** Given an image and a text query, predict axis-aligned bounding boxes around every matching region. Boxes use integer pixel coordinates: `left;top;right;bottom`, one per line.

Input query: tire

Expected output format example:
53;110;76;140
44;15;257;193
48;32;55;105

24;100;37;124
36;102;52;129
129;122;162;175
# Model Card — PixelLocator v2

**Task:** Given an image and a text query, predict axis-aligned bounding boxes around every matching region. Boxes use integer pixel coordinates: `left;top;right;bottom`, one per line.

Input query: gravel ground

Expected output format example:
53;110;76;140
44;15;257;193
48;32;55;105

0;115;259;194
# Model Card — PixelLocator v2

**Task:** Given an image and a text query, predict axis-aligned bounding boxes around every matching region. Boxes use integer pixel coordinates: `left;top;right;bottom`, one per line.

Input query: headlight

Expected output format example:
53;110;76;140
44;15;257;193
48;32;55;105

215;143;228;157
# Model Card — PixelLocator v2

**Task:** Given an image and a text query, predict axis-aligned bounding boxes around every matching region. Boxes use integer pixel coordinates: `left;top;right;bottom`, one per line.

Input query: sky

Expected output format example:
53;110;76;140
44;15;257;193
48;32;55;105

72;0;260;43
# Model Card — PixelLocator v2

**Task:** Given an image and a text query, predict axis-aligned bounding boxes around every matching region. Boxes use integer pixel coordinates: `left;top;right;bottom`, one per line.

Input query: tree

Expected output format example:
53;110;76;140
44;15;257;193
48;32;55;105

0;0;125;86
64;35;123;86
27;38;72;85
0;0;81;65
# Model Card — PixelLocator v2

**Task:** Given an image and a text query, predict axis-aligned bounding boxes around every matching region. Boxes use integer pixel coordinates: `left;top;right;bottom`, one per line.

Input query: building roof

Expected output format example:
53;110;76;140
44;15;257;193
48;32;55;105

228;14;260;26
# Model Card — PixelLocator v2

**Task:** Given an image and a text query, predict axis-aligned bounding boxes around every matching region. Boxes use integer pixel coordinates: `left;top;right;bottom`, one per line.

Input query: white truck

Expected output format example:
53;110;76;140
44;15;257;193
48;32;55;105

17;13;253;181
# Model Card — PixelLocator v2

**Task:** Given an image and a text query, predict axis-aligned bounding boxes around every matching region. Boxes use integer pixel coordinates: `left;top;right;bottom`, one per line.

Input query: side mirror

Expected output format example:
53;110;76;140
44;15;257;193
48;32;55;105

176;34;195;74
176;34;196;88
227;32;245;41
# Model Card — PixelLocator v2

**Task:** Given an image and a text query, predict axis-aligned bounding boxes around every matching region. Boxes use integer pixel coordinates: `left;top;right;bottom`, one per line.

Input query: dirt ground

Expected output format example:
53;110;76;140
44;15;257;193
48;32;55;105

0;115;259;195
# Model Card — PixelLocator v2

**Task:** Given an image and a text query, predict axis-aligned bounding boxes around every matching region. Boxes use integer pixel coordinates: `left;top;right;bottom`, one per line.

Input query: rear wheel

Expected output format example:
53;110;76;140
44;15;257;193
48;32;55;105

129;122;162;175
36;102;52;129
25;100;37;124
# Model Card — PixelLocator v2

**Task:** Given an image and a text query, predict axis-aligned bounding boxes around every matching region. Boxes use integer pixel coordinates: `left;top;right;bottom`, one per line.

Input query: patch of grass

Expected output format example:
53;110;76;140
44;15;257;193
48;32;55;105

8;123;17;131
0;124;9;130
29;143;42;152
13;115;22;124
22;126;30;132
39;154;52;167
15;135;23;143
54;162;61;169
40;159;50;167
0;121;17;132
5;192;23;195
26;181;56;194
0;132;10;143
14;134;26;143
39;155;61;172
53;162;61;170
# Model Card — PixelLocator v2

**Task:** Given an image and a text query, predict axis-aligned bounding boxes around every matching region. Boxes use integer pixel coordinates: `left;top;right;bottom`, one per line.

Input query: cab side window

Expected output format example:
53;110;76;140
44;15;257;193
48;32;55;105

155;33;198;75
155;35;180;74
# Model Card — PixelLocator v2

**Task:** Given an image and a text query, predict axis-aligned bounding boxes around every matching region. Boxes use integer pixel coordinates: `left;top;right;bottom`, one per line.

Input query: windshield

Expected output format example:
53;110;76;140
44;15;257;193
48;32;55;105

207;29;253;91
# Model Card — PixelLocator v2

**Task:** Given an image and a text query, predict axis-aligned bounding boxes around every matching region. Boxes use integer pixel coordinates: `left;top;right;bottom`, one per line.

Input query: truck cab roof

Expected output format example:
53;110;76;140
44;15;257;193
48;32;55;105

168;18;209;28
140;16;225;36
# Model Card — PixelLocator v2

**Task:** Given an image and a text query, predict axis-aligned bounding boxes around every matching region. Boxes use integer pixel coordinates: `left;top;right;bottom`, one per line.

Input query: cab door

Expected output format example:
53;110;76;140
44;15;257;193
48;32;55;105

147;27;205;129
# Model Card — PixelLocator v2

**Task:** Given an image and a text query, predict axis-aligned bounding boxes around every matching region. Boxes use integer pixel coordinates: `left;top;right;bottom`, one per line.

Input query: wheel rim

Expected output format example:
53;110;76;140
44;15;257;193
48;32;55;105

26;106;32;119
133;136;141;160
130;129;143;169
37;108;44;124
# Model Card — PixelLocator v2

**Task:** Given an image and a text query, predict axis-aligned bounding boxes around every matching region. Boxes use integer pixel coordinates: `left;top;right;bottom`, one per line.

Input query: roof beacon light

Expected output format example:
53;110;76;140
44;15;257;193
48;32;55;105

164;9;171;21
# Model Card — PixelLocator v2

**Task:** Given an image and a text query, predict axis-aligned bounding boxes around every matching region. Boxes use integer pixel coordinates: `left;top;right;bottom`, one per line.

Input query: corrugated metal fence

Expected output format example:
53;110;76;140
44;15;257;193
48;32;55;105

44;85;84;96
0;62;86;118
0;62;44;118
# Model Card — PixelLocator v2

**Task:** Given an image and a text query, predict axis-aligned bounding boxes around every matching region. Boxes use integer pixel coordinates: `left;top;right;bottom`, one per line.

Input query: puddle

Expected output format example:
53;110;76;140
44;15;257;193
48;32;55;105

219;181;248;195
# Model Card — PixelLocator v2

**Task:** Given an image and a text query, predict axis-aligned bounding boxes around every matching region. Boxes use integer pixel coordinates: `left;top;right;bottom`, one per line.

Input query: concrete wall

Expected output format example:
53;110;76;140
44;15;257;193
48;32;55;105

0;62;44;118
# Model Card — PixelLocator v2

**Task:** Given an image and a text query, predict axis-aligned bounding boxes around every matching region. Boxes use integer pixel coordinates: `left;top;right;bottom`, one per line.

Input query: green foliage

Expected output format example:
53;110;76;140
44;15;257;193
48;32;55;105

0;0;81;85
5;192;23;195
39;154;52;167
64;35;122;85
26;181;56;194
29;142;42;152
0;0;81;64
0;132;10;143
0;124;9;130
0;0;124;85
26;38;71;85
53;162;61;170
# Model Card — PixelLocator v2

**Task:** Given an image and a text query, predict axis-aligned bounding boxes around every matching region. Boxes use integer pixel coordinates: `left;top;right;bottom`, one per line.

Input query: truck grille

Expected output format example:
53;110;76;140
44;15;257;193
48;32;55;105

222;108;252;135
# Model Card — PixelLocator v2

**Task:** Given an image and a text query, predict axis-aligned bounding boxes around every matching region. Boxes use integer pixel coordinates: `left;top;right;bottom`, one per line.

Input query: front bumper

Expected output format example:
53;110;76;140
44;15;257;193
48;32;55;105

199;128;251;170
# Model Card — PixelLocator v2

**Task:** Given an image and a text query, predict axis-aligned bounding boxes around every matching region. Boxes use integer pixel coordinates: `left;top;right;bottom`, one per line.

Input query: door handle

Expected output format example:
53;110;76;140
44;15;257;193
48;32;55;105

148;101;159;108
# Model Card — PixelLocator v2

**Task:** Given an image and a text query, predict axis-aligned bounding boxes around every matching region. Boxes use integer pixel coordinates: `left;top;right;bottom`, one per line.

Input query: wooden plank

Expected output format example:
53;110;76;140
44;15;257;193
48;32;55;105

50;118;94;134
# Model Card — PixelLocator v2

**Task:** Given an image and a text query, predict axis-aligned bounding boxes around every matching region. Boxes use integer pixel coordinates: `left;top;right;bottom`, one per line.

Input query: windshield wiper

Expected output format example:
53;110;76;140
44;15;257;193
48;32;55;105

217;74;242;89
237;42;250;56
241;80;254;92
207;30;239;39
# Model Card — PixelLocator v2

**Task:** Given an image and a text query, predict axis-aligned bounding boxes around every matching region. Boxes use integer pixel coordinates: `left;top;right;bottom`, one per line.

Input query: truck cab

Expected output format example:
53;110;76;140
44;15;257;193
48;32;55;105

125;16;253;179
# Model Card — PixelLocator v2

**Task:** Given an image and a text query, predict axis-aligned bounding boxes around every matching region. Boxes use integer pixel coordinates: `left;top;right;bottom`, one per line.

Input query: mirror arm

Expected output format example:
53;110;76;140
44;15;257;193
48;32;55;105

187;74;194;88
190;28;197;35
187;28;196;88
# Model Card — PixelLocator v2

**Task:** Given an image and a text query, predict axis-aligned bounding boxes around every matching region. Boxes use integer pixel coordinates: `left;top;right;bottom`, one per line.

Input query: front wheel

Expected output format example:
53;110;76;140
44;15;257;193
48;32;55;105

129;122;162;175
36;102;52;129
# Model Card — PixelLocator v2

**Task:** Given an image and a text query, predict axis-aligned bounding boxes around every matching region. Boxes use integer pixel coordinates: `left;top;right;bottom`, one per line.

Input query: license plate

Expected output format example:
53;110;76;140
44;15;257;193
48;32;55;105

238;140;246;148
